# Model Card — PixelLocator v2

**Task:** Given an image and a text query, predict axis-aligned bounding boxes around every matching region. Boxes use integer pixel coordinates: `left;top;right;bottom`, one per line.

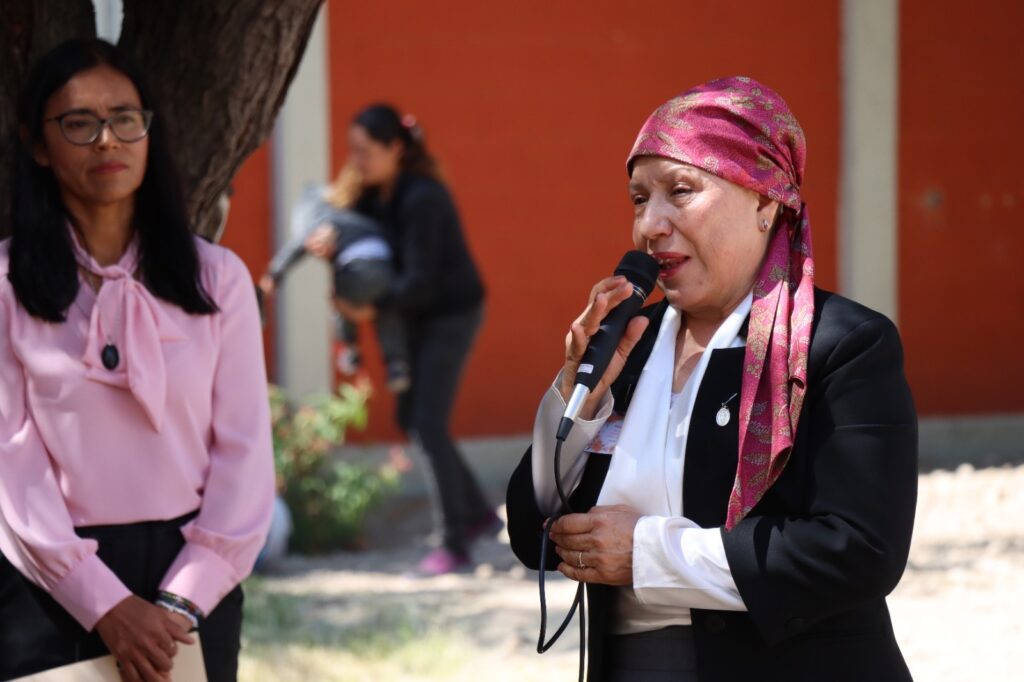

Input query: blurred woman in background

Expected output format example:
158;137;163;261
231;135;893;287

306;104;496;576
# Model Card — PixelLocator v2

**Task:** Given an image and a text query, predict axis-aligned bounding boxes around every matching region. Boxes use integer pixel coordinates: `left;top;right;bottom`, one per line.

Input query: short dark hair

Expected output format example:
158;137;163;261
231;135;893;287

353;103;441;181
7;38;216;322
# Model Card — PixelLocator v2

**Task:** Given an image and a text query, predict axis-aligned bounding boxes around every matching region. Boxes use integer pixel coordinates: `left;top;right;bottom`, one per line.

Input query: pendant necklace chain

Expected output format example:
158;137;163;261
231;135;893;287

73;265;126;372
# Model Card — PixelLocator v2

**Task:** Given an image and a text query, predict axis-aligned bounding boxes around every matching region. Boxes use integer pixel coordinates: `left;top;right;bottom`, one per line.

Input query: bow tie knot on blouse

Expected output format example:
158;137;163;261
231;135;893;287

72;231;186;432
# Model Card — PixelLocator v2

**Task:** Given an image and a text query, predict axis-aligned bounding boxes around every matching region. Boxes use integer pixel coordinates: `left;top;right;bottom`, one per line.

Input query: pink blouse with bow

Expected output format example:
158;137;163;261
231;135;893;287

0;235;274;631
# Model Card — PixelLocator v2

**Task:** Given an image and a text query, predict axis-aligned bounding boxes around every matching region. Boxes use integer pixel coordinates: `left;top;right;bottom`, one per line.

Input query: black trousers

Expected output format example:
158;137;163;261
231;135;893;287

605;626;698;682
398;304;490;554
0;512;243;681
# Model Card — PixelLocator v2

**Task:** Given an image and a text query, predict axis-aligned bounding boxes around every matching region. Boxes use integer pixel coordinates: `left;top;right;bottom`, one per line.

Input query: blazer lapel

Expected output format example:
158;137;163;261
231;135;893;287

594;301;747;527
682;345;745;527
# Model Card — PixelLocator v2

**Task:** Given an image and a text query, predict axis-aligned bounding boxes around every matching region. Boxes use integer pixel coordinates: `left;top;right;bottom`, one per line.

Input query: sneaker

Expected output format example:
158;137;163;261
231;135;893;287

416;548;471;576
465;510;504;543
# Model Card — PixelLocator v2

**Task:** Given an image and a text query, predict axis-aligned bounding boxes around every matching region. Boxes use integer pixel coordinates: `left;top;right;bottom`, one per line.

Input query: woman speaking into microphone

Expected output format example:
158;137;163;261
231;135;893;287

506;77;918;681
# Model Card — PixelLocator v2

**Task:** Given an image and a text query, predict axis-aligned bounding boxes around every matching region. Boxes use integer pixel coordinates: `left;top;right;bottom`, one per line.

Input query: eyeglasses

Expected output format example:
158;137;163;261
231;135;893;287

43;108;153;146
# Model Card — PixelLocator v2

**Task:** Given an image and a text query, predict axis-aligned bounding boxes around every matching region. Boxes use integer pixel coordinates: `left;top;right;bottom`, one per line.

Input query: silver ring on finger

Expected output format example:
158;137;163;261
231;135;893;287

577;550;586;569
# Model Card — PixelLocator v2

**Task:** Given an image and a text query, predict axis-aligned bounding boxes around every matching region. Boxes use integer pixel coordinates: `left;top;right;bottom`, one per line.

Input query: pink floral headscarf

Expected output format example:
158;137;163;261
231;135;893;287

627;76;815;530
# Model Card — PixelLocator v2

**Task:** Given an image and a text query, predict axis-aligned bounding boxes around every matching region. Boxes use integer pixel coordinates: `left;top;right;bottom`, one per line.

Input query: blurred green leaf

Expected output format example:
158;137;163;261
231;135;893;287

269;383;401;553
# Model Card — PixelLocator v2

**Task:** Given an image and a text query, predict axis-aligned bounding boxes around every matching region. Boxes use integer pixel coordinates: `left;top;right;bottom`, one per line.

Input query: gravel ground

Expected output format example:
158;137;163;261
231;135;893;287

240;463;1024;681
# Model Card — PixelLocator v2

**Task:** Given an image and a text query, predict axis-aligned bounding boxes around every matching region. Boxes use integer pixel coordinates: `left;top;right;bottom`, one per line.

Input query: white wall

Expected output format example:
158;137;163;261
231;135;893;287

840;0;900;322
92;0;123;42
270;5;333;399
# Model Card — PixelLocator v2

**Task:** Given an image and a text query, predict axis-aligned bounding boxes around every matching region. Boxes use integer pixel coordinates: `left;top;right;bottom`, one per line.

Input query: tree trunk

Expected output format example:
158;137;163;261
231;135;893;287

0;0;322;240
119;0;322;239
0;0;96;237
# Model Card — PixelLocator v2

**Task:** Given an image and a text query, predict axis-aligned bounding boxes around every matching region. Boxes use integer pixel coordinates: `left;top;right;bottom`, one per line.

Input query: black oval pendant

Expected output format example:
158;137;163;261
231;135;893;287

101;343;120;370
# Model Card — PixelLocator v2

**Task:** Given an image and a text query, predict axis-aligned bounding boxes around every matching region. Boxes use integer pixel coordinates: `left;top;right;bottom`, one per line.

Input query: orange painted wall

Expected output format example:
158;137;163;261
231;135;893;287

219;143;275;376
326;0;840;440
898;0;1024;414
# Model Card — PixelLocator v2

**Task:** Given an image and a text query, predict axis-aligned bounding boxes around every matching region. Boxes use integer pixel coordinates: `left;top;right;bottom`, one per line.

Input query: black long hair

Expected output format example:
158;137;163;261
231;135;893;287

353;103;442;181
7;38;216;322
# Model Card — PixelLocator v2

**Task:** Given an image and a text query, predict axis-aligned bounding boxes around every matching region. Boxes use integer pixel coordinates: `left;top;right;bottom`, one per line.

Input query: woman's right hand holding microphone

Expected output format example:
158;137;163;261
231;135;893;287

559;276;650;420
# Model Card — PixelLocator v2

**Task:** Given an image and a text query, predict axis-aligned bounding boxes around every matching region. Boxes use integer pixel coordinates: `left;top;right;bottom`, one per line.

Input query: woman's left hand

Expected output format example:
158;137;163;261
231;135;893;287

549;504;642;586
162;610;193;638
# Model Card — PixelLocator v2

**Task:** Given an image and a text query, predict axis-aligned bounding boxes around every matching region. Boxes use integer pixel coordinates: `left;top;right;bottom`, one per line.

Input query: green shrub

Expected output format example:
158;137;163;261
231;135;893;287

270;383;401;553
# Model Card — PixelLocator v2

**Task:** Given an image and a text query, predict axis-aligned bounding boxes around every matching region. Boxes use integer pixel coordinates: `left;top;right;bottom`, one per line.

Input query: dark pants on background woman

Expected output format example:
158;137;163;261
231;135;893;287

398;304;490;555
0;512;243;682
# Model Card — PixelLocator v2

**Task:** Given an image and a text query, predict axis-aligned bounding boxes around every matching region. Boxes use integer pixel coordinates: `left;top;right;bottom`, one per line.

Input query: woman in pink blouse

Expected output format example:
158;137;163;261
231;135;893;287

0;40;274;682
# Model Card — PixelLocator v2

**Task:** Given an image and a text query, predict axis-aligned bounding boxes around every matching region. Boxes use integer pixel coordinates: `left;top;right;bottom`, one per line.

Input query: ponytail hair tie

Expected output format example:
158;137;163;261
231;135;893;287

402;113;423;142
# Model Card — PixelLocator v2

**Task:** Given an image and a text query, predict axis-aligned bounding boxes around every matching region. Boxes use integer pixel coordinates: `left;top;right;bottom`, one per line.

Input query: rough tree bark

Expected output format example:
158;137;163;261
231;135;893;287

119;1;322;238
0;0;97;235
0;0;323;240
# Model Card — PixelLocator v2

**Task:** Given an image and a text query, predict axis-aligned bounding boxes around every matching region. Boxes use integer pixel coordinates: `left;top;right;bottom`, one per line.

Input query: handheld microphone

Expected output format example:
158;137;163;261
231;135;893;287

557;250;659;441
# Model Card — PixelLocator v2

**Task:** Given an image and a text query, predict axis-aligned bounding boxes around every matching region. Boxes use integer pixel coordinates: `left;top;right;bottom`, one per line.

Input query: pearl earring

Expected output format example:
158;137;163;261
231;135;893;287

759;219;770;232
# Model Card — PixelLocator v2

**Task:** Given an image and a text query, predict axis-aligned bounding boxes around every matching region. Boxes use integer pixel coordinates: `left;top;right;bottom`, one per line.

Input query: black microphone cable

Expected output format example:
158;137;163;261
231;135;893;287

535;250;658;682
536;432;587;682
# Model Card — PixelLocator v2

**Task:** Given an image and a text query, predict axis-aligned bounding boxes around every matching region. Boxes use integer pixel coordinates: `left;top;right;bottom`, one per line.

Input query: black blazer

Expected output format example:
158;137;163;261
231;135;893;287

506;288;917;682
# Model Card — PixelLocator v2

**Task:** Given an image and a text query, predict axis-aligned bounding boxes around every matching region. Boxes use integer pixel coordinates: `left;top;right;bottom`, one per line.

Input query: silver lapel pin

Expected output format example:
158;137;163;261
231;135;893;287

716;392;738;427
